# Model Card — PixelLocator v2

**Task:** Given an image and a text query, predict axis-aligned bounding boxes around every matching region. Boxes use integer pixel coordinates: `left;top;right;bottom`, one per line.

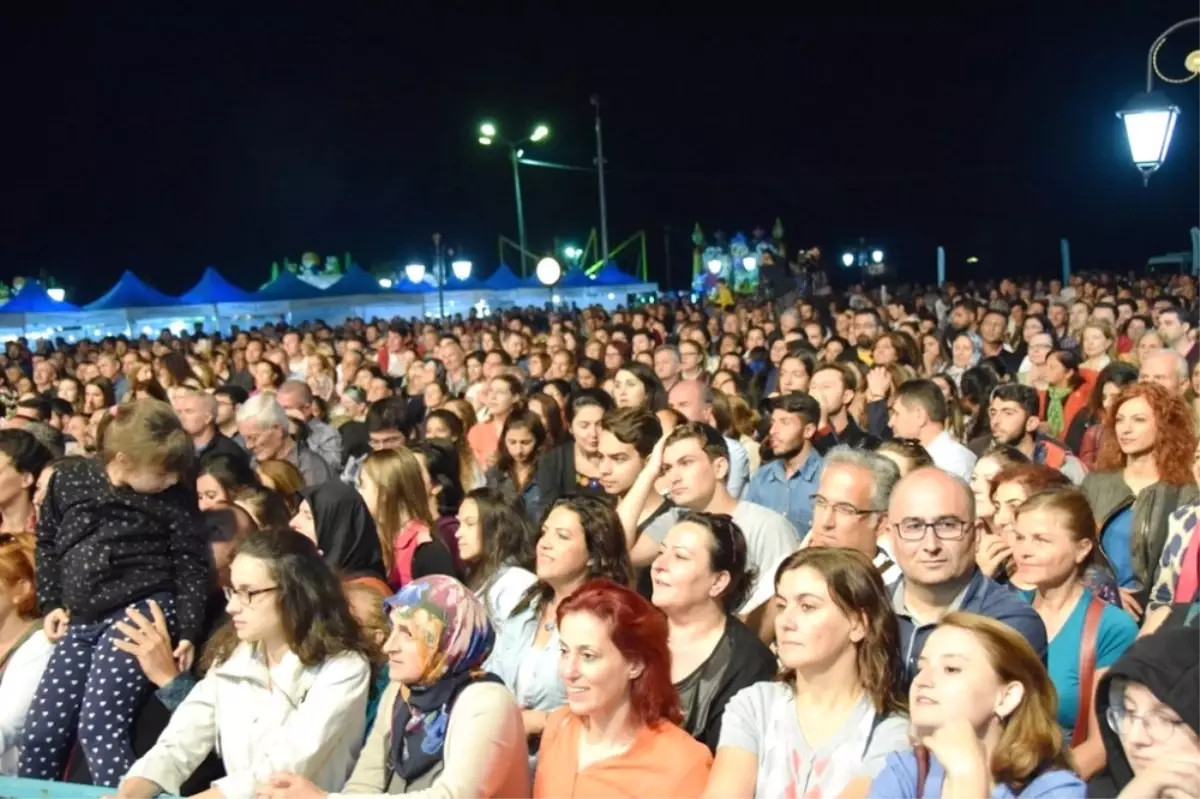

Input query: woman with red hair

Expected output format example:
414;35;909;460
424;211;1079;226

533;579;712;798
0;532;54;774
1082;382;1199;619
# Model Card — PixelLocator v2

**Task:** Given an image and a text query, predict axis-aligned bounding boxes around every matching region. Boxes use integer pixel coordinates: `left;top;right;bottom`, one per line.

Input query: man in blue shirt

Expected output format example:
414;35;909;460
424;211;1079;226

745;392;823;535
887;467;1048;689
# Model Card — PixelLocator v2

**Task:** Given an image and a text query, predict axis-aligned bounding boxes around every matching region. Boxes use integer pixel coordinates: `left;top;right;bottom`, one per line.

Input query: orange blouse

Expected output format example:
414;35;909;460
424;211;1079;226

533;707;713;799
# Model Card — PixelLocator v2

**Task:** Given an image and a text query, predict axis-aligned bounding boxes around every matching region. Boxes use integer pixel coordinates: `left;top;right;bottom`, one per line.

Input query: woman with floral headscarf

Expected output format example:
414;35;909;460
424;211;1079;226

262;575;530;799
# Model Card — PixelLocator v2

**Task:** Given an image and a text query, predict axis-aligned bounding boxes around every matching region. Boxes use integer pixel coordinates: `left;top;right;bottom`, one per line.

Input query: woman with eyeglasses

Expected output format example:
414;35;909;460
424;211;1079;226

1090;628;1198;799
117;530;373;799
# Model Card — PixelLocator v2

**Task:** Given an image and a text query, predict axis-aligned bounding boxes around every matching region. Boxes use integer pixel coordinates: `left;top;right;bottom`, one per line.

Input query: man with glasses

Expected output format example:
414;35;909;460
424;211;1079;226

888;467;1046;688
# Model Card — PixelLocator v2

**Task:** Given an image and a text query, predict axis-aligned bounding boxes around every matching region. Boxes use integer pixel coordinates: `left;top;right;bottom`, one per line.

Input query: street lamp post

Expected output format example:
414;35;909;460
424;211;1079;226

479;120;551;276
1116;17;1199;184
433;232;445;319
591;95;611;265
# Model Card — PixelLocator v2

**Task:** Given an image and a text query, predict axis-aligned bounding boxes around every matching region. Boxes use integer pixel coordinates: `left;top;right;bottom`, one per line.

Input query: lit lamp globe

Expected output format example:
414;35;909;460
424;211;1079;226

841;253;855;267
707;259;722;275
742;256;757;271
871;249;884;264
451;260;473;281
1116;90;1180;184
536;256;562;286
405;263;426;283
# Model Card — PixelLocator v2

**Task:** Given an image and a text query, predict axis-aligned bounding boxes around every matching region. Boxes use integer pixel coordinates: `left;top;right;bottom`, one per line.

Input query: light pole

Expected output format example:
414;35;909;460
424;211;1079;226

433;232;445;319
479;120;550;276
591;95;611;265
1116;17;1199;184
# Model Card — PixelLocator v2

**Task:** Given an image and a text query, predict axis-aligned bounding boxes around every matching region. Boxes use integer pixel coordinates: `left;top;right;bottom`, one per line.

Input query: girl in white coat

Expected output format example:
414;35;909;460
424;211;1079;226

116;529;373;799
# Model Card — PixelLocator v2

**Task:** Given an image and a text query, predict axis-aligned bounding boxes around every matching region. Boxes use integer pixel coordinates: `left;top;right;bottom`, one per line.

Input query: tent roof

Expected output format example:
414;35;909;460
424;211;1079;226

320;264;391;297
85;271;179;310
178;267;253;304
255;270;328;301
394;277;435;293
557;268;595;288
591;261;641;285
485;263;525;291
0;281;79;313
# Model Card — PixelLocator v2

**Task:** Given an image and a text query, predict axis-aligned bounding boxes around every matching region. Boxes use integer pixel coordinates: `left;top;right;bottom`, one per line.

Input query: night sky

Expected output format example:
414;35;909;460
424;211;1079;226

2;4;1197;301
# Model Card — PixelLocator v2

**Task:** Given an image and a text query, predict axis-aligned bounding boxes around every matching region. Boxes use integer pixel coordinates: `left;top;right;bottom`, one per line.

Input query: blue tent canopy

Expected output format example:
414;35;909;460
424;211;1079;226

444;272;485;291
321;264;390;297
485;263;524;291
556;269;595;289
255;270;328;301
178;267;253;304
0;281;79;313
394;277;435;293
592;261;641;285
85;271;179;310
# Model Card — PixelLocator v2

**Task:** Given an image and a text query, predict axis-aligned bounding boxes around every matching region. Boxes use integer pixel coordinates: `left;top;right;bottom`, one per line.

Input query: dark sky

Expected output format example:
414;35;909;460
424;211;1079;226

1;3;1197;301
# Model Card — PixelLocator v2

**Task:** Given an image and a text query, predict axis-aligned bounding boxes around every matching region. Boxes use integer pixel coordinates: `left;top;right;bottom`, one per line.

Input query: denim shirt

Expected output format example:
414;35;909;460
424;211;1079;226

743;448;823;535
484;602;567;718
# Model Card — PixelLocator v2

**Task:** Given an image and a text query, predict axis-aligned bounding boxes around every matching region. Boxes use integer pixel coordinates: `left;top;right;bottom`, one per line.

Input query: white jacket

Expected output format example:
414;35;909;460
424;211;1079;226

0;629;54;775
124;643;370;798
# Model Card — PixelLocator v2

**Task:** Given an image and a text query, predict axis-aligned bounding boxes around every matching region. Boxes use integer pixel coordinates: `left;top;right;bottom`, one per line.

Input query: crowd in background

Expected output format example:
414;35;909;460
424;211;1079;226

0;269;1196;798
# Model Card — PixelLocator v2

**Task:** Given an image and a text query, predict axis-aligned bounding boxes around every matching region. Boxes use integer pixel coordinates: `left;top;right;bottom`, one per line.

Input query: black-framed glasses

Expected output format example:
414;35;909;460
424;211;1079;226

223;586;279;605
894;517;970;541
810;494;882;521
1106;706;1189;744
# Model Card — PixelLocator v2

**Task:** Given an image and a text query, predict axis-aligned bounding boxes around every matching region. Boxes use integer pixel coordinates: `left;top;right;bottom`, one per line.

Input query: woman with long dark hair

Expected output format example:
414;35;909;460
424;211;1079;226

487;409;547;521
117;530;373;798
486;495;632;748
455;487;537;623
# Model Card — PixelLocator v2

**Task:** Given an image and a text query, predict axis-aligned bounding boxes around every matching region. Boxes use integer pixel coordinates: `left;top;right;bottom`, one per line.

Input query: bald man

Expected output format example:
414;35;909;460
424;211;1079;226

667;379;751;497
1138;350;1188;396
887;467;1046;687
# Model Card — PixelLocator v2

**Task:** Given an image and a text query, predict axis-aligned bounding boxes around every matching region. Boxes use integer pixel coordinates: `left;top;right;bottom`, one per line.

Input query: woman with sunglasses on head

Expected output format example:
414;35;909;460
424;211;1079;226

116;530;373;799
650;513;775;752
260;575;530;799
705;548;910;799
871;612;1085;799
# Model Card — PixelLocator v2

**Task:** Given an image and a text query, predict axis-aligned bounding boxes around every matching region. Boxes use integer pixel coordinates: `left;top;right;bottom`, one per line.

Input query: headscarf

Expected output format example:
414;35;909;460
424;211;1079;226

386;575;500;781
301;481;388;583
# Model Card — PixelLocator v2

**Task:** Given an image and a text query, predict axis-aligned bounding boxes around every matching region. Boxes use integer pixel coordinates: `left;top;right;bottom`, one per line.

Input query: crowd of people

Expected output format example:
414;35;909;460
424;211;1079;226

0;269;1196;798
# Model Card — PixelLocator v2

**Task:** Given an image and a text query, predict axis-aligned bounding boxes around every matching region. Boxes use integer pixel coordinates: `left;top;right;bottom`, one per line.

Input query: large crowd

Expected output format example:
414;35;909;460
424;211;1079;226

0;270;1197;799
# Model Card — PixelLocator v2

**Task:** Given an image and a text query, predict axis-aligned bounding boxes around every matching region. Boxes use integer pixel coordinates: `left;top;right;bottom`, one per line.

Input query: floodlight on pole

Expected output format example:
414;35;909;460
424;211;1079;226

871;249;885;264
479;122;497;138
742;256;757;271
536;256;562;286
451;260;473;281
377;278;393;289
530;124;550;142
707;259;722;275
841;253;855;267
